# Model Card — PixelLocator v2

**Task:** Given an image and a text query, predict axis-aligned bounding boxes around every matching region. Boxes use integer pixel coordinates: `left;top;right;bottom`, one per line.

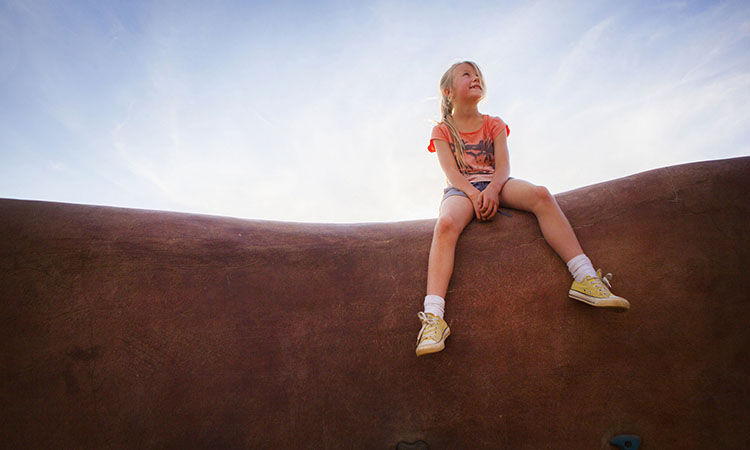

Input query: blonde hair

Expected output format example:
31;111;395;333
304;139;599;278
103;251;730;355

438;61;486;172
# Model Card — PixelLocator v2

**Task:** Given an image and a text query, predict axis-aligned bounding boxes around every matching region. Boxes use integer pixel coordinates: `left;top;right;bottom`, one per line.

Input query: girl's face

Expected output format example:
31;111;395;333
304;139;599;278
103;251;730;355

447;63;484;103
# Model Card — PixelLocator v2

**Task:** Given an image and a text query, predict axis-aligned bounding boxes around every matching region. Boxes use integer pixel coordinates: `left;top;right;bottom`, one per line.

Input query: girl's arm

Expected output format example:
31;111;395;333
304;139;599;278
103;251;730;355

489;128;511;192
433;139;485;220
476;129;510;220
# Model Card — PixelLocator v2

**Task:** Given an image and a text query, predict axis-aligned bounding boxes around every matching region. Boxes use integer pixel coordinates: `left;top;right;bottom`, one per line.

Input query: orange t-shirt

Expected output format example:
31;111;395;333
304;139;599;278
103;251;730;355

427;114;509;184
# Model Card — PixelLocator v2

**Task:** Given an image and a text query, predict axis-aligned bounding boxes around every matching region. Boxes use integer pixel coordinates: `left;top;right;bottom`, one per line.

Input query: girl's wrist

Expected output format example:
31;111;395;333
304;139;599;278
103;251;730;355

487;180;503;192
466;186;481;198
491;177;509;192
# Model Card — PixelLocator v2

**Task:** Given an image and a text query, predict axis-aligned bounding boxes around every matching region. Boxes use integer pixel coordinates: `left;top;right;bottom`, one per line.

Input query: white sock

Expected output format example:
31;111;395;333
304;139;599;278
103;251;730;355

423;295;445;319
566;254;597;282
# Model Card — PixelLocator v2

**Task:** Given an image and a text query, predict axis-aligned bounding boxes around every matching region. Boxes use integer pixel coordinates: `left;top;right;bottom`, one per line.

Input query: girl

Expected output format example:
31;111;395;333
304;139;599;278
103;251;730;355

416;61;629;357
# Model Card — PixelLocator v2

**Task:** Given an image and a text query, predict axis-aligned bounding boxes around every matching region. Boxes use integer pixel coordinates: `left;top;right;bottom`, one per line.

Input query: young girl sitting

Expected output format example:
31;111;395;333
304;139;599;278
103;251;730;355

416;61;630;357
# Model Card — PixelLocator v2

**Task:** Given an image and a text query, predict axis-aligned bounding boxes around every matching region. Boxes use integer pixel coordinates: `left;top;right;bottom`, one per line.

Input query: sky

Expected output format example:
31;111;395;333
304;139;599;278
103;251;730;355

1;0;748;223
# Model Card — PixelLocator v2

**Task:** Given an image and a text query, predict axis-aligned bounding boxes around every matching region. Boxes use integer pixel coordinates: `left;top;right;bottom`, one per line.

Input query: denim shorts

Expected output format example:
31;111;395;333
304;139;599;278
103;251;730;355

442;181;491;201
441;178;514;202
441;179;513;217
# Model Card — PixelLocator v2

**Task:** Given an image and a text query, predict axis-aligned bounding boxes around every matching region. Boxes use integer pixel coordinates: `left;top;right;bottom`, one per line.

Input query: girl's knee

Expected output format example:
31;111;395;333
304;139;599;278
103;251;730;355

434;214;464;239
532;185;555;210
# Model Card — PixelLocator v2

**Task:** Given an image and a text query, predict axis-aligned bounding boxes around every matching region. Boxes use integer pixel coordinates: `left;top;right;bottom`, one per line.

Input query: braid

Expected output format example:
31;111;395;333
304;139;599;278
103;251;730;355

440;92;470;173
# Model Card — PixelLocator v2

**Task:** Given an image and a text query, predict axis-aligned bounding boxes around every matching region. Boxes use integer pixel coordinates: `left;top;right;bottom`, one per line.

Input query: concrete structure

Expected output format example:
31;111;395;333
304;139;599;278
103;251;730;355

1;157;748;449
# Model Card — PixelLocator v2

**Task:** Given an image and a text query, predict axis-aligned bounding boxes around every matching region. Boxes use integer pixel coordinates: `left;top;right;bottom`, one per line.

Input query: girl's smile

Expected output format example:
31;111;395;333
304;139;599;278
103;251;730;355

449;63;484;103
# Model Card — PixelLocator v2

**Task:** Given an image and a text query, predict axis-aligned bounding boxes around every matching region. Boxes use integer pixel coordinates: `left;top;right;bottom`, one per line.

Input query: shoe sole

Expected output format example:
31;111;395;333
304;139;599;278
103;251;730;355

416;327;451;357
568;290;630;311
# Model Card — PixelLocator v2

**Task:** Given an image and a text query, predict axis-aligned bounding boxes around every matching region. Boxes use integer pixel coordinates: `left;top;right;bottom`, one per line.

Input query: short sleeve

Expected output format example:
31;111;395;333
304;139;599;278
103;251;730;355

427;123;453;153
490;116;510;139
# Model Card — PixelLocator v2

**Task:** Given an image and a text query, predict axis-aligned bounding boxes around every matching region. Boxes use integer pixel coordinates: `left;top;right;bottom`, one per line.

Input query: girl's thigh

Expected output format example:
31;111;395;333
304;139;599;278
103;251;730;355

498;178;545;212
438;194;475;230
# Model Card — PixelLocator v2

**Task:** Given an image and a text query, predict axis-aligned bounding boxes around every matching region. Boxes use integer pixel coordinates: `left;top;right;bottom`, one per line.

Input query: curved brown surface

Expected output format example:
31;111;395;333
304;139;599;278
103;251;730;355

1;157;749;449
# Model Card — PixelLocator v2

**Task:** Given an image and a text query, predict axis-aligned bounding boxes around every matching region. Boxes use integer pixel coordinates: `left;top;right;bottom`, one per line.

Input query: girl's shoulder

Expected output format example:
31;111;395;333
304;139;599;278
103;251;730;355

482;114;505;124
483;114;510;138
428;121;453;152
430;120;451;137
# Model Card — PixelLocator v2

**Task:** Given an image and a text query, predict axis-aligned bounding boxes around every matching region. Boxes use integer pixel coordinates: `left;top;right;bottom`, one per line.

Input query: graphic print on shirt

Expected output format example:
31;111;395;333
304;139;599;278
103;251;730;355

450;138;494;174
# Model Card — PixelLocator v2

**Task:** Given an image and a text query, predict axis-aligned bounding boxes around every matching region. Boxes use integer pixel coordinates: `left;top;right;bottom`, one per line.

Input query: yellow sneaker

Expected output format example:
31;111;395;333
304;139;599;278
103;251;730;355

416;312;450;357
569;269;630;310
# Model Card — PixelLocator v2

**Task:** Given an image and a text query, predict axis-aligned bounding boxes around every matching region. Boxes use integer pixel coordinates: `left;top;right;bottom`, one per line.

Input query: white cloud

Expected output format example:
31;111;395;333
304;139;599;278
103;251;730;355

1;0;749;223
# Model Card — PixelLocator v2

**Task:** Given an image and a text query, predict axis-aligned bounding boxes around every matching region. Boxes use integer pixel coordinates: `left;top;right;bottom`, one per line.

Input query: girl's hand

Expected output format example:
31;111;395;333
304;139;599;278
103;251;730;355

466;189;485;221
477;183;502;221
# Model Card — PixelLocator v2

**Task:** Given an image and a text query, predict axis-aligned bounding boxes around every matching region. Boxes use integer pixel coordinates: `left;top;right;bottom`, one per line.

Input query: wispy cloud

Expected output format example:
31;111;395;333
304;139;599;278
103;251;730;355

1;0;748;222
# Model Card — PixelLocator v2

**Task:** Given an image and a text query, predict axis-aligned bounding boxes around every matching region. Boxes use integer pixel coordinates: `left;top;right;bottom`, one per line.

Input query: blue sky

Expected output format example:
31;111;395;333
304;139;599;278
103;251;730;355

1;0;748;223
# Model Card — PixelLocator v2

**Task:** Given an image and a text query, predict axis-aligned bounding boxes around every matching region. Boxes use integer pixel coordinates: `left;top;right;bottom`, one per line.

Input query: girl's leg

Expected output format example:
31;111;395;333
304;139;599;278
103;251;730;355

426;195;475;299
498;179;582;262
498;179;630;309
417;195;474;357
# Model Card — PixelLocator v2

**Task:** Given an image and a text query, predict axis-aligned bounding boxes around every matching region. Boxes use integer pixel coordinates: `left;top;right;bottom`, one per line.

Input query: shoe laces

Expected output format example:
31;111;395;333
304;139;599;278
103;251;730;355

588;270;614;294
417;312;442;343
